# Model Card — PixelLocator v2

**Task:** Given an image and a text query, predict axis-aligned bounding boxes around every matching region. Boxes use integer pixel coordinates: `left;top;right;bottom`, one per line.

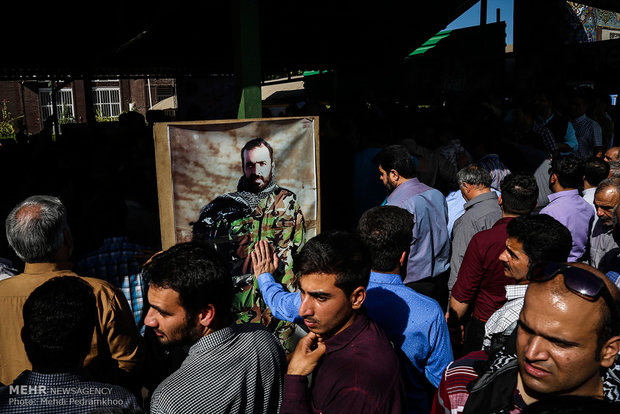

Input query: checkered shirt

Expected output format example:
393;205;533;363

483;284;529;349
572;114;603;159
76;237;155;334
149;323;285;414
0;370;140;413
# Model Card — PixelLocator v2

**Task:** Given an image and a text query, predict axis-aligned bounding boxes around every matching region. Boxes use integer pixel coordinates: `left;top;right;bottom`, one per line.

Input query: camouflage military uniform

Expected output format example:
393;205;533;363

192;181;305;352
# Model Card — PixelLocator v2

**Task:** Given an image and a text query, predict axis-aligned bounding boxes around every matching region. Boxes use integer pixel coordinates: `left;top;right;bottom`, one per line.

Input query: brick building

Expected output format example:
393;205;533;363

0;78;175;136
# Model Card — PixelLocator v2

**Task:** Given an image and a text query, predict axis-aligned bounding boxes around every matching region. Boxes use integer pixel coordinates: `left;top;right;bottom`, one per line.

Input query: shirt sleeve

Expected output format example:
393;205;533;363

280;375;313;414
425;310;454;388
257;272;303;323
449;217;475;291
451;235;484;304
593;120;603;147
564;122;578;151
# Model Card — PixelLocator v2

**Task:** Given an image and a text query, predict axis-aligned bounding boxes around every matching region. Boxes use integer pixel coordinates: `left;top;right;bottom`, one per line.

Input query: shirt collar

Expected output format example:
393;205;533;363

464;191;497;210
13;370;84;386
369;271;403;285
547;188;579;202
24;262;74;275
188;325;235;356
323;311;370;355
505;284;528;300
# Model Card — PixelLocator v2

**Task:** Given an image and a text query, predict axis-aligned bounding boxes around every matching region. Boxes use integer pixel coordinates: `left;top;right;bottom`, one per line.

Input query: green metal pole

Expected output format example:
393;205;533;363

235;0;262;119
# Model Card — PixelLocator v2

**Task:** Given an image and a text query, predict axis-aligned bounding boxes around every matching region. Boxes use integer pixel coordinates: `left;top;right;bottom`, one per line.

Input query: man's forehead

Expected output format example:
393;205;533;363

299;272;339;291
243;144;271;162
148;284;183;307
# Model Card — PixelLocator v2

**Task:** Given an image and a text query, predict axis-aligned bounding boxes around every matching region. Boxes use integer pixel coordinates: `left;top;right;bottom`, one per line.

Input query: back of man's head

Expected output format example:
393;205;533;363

608;161;620;178
6;195;68;263
584;156;610;188
550;155;585;189
457;163;492;188
293;230;371;296
372;145;417;179
356;206;414;273
22;276;97;373
500;172;539;216
143;241;233;321
507;214;572;266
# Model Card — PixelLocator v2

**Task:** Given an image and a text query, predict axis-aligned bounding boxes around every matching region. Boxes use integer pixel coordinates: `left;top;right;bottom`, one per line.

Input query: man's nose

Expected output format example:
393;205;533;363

299;296;313;318
524;336;548;362
144;308;158;328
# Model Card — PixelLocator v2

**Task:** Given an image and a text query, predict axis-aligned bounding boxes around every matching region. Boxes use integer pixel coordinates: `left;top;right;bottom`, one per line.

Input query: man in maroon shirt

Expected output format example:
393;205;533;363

279;230;403;414
447;172;538;356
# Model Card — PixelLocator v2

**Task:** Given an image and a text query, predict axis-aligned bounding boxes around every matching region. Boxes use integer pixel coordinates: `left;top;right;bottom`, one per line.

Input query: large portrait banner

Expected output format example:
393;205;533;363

153;116;319;350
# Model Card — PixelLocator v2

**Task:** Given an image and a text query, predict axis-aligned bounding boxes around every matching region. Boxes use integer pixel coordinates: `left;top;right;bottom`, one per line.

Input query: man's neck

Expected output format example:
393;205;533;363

552;185;576;194
467;187;491;202
371;267;400;276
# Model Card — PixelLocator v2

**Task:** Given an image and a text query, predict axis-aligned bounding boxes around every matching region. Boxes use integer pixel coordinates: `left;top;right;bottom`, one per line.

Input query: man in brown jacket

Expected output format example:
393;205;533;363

0;195;144;395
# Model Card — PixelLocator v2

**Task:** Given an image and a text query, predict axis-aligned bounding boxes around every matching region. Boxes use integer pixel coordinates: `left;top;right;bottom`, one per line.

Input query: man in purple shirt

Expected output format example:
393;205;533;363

258;231;403;413
373;144;451;311
540;155;595;261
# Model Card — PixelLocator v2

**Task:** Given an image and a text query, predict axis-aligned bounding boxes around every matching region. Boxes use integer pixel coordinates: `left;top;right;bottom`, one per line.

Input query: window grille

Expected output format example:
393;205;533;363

92;87;122;118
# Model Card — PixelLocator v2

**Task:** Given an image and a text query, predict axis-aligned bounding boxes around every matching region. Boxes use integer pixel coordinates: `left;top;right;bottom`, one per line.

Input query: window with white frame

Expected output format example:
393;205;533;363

39;88;75;122
92;87;122;118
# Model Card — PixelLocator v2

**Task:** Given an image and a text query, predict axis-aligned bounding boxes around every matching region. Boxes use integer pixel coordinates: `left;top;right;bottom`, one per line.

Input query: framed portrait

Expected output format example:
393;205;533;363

153;116;319;350
153;115;320;246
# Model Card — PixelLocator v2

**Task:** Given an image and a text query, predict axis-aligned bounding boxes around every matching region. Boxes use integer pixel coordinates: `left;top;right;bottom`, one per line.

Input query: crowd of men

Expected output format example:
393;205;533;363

0;84;620;413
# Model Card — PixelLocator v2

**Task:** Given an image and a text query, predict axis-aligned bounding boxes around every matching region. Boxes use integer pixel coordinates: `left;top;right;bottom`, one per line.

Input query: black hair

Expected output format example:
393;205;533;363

506;214;572;266
500;172;539;215
372;145;417;179
240;138;273;164
143;241;233;320
293;230;371;296
584;156;610;187
356;206;414;272
550;155;585;189
22;276;97;373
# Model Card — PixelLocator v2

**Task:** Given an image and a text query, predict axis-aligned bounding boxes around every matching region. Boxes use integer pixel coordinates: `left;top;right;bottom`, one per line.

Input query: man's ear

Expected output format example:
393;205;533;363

350;286;366;310
498;194;503;207
399;251;407;268
197;304;216;328
599;335;620;368
389;169;400;182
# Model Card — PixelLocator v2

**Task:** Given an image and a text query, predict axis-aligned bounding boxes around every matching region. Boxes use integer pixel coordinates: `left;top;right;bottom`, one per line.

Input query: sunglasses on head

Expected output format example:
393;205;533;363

528;262;619;328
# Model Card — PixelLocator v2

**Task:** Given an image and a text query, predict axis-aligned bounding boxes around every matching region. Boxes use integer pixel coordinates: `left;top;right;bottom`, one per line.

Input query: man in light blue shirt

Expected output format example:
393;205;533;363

252;205;453;413
372;145;451;311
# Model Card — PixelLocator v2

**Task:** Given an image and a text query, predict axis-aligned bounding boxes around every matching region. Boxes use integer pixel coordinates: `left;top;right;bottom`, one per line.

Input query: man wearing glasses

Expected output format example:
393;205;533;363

432;262;620;413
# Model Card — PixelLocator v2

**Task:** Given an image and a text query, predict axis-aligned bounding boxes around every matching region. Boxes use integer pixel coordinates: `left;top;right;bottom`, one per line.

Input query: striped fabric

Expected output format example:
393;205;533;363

149;323;285;414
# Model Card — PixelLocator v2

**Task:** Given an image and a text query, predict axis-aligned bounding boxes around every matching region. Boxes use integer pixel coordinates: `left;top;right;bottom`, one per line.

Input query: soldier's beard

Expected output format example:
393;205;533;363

247;171;273;193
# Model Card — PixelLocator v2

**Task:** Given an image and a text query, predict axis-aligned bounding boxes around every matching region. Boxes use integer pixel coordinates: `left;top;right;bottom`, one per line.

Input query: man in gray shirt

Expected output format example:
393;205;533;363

590;177;620;269
449;164;502;292
145;241;285;414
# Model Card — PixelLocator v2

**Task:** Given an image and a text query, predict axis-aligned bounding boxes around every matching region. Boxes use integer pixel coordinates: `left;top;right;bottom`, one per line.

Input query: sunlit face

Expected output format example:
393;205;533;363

378;165;396;192
499;237;531;282
594;188;620;226
517;283;606;399
242;145;273;192
298;272;360;339
145;285;202;346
